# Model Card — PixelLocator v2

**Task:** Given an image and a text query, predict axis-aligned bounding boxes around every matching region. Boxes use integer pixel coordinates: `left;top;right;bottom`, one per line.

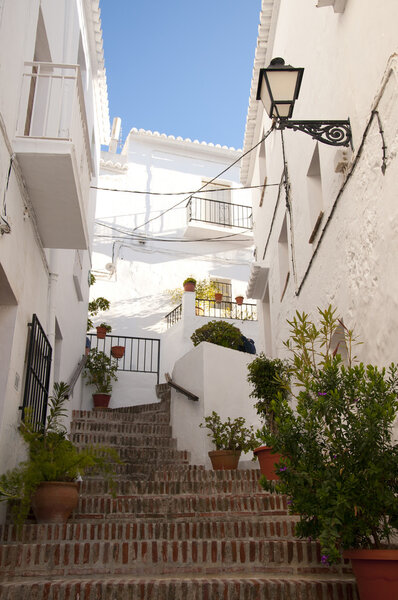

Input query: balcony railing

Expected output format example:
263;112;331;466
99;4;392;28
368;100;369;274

16;62;92;170
195;298;257;321
87;334;161;384
187;196;252;230
165;304;182;328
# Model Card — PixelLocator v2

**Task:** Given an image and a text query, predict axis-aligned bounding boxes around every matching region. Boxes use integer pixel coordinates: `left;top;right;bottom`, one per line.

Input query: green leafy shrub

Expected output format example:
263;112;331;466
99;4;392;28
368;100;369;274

261;306;398;564
183;277;196;286
247;353;290;435
200;411;258;452
83;349;118;394
0;382;120;528
191;320;243;350
87;297;110;331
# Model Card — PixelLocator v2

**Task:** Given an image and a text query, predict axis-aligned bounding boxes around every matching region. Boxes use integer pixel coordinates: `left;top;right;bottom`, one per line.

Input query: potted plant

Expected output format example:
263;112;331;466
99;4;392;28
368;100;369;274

214;291;223;303
111;345;125;359
235;295;244;305
83;348;118;408
247;354;290;478
0;382;119;526
183;277;196;292
87;296;110;332
96;322;112;339
200;411;258;470
261;306;398;599
191;320;243;350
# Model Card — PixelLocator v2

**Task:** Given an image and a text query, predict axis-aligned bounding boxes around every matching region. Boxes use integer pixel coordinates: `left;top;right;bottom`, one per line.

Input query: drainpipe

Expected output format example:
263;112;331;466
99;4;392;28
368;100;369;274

47;251;58;394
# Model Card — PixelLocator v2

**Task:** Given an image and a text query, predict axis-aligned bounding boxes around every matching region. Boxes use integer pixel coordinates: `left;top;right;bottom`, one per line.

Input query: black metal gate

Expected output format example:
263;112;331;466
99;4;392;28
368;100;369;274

21;314;52;430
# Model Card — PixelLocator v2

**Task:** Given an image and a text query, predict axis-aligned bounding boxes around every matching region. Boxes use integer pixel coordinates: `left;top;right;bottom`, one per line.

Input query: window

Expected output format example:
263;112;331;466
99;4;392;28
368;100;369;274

307;144;324;244
210;278;232;301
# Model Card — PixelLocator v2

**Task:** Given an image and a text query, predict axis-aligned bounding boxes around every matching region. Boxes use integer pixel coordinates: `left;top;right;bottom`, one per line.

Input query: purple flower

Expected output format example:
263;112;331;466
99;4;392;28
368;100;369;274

279;466;287;472
333;455;337;459
318;392;327;396
321;555;329;565
287;499;292;505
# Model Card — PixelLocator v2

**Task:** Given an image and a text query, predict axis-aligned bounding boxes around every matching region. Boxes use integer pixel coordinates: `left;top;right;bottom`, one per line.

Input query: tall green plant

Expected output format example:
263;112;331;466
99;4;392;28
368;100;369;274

87;297;110;331
83;349;118;394
261;306;398;564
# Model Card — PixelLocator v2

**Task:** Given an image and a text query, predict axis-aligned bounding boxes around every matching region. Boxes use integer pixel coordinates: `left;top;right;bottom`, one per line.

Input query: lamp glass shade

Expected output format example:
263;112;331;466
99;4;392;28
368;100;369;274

257;61;304;119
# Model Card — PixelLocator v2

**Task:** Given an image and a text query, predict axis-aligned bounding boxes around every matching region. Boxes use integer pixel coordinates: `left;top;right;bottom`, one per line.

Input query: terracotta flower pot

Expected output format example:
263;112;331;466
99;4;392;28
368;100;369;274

214;293;223;303
253;445;282;480
235;296;244;305
183;282;196;292
208;450;241;470
343;549;398;600
92;393;111;409
96;326;107;339
111;345;125;359
32;481;79;524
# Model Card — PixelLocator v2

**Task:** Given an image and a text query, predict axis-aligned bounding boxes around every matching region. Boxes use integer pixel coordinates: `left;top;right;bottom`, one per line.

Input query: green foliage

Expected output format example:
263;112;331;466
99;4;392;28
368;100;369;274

87;297;110;331
200;411;259;452
0;382;121;528
166;277;220;304
247;353;290;435
191;320;243;350
88;272;96;287
83;349;118;394
98;323;112;333
260;306;398;564
183;277;197;286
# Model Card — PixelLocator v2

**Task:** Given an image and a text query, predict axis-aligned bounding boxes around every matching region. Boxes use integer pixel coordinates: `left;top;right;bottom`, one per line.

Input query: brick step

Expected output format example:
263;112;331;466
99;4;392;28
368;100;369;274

72;410;170;424
78;478;264;496
0;574;359;600
73;492;288;518
79;447;190;462
151;468;261;482
70;433;177;448
0;518;299;543
0;539;352;579
70;421;172;436
99;461;191;477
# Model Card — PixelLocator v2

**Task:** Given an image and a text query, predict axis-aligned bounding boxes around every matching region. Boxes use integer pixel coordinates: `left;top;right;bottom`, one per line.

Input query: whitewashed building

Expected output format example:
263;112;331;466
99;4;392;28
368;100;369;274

0;0;109;492
87;126;259;407
243;0;398;366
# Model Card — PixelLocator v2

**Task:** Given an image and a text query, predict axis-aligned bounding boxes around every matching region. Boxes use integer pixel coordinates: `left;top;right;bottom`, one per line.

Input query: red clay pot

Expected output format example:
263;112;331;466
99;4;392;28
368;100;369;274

214;293;223;303
32;482;79;524
96;326;107;339
253;445;282;480
343;549;398;600
209;450;241;470
235;296;244;305
92;393;111;409
183;283;196;292
111;345;125;359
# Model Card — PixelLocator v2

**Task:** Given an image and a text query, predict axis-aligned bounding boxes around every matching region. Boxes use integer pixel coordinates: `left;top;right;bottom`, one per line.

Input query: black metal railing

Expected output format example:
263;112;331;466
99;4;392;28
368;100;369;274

87;334;161;384
187;197;252;230
165;304;182;328
20;314;52;430
195;298;257;321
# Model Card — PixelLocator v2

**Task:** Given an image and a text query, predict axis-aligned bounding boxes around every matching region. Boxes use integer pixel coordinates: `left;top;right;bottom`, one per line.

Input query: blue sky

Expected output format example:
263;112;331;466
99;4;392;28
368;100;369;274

100;1;261;150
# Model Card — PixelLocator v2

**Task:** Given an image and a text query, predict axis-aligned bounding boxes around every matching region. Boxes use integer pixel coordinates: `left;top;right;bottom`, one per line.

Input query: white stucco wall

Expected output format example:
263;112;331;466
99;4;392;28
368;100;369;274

243;0;398;384
0;0;107;497
171;342;261;469
88;130;258;408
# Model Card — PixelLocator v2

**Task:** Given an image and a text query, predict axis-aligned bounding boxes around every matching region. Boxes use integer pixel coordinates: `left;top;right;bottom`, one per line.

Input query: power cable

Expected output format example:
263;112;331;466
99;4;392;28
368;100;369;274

90;182;280;196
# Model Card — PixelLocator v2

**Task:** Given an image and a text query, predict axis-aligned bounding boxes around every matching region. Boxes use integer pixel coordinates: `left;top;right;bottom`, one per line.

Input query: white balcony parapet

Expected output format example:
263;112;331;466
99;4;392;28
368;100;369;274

13;62;93;249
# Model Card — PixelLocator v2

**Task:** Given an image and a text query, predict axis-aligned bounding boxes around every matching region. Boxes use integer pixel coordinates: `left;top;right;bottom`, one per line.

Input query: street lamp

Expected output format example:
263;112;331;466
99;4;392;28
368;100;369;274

257;57;352;147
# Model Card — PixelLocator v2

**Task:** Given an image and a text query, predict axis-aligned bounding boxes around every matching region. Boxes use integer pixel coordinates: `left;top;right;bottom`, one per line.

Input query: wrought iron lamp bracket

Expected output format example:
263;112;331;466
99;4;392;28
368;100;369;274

276;119;352;148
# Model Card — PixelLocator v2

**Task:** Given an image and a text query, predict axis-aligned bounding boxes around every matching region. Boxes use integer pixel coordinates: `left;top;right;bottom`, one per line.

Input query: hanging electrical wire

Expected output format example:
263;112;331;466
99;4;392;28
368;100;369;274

90;182;280;196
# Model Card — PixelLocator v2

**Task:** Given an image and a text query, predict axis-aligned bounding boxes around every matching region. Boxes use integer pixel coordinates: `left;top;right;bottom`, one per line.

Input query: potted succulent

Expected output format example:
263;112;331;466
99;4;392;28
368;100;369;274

247;353;290;478
200;411;258;470
96;322;112;339
83;348;118;408
261;306;398;599
183;277;196;292
0;382;119;526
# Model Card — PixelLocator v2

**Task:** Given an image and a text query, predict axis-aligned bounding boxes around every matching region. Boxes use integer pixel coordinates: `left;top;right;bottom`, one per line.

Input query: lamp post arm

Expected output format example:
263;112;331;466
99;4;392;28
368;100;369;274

276;119;352;148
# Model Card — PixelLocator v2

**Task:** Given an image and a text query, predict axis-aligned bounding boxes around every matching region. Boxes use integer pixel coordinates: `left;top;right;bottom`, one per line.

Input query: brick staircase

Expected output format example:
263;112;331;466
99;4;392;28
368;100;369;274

0;397;358;599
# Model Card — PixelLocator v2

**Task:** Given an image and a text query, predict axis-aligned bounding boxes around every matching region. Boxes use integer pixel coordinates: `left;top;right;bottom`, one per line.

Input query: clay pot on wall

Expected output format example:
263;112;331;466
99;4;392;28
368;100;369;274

235;296;244;305
96;326;107;339
214;293;223;303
